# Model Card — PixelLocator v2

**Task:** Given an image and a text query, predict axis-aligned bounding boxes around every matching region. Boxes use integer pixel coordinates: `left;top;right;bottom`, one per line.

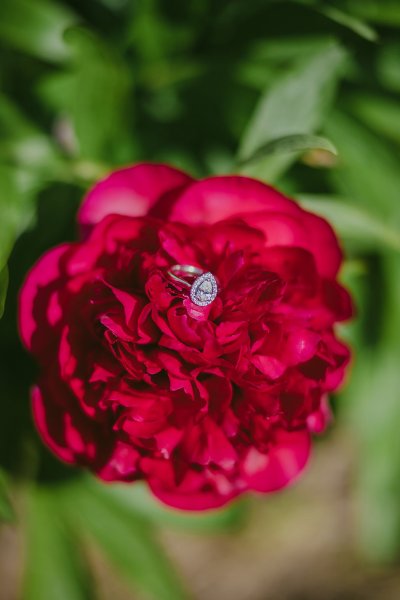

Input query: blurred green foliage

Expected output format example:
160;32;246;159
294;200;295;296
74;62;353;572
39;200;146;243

1;0;400;597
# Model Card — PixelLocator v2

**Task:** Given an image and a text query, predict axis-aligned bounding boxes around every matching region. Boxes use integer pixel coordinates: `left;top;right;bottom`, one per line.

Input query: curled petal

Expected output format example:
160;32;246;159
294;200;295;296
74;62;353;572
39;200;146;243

143;458;239;510
18;244;71;354
303;212;342;277
244;211;342;277
32;385;76;464
242;428;311;493
79;163;193;235
307;396;332;434
97;441;140;481
32;377;109;467
169;176;300;225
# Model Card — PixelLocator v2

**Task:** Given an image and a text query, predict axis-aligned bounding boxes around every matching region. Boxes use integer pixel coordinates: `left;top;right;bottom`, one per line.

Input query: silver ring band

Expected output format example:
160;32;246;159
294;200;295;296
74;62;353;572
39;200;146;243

167;265;204;289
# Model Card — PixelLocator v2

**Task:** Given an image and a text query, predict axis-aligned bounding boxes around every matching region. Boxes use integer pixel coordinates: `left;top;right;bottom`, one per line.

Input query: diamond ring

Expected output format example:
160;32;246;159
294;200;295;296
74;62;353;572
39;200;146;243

167;265;219;307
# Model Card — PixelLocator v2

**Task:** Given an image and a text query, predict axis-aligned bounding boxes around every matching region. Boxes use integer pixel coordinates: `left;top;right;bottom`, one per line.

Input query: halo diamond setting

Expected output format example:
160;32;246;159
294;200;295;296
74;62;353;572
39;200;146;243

190;272;218;307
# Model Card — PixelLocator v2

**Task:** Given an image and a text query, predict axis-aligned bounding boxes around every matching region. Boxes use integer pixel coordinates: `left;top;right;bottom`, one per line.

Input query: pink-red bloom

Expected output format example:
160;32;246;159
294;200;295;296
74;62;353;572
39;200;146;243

19;164;352;509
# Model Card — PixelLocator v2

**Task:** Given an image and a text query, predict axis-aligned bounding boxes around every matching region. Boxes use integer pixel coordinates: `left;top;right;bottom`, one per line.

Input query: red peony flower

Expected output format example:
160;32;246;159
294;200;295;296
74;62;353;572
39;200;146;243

19;164;352;510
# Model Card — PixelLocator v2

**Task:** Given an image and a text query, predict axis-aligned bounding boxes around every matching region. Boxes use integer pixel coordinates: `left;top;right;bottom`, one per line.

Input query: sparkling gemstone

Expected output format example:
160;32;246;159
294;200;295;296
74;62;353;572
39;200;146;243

190;272;218;306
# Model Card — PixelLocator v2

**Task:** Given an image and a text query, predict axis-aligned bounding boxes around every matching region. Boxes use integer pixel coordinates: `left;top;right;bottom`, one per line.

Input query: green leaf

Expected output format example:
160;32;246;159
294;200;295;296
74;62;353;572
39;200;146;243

325;110;400;221
344;256;400;562
0;0;76;62
0;94;63;176
297;194;400;253
0;265;9;320
62;479;187;600
23;486;92;600
238;42;346;182
0;164;43;314
243;34;337;65
39;27;134;162
336;0;400;26
0;469;14;522
318;5;378;41
238;134;337;168
349;350;400;562
346;93;400;146
377;43;400;93
0;166;39;271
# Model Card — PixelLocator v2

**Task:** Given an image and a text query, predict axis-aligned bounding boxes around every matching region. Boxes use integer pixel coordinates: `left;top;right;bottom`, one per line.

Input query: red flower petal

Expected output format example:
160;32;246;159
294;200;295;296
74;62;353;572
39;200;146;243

245;211;342;277
242;428;311;492
18;244;71;353
169;175;300;224
97;441;140;481
143;458;238;510
79;163;193;234
32;377;106;467
302;212;342;277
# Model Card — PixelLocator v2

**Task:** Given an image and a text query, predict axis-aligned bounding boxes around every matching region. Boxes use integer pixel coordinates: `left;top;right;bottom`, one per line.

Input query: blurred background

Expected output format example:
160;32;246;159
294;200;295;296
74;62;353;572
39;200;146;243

1;1;400;599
